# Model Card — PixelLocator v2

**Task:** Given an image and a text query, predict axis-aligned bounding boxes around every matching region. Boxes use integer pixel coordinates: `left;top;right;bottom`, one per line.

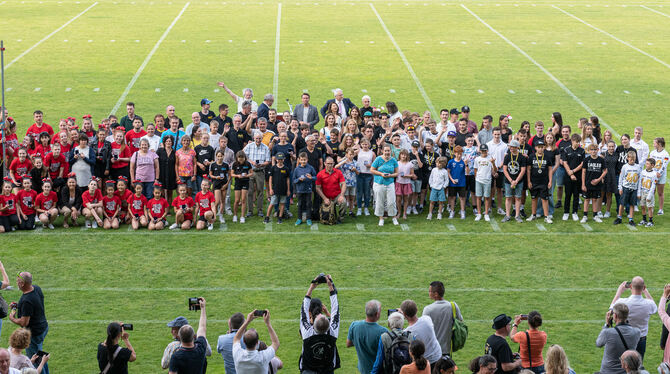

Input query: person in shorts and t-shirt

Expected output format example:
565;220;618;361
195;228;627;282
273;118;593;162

527;140;553;224
502;140;527;222
581;144;607;223
474;144;495;222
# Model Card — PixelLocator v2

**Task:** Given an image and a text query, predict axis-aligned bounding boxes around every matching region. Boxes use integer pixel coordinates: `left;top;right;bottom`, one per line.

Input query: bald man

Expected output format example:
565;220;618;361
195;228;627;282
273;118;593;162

0;348;21;374
185;112;210;137
232;310;279;373
8;272;49;374
610;277;657;360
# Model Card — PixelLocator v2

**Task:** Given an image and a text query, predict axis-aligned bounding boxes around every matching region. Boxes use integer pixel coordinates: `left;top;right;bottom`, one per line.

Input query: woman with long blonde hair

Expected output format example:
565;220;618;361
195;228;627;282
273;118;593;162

545;345;575;374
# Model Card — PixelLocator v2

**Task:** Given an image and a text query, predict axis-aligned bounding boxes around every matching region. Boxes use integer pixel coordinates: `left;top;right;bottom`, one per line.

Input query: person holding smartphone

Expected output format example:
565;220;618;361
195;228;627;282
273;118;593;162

370;144;399;226
510;311;547;374
98;322;136;374
233;309;280;373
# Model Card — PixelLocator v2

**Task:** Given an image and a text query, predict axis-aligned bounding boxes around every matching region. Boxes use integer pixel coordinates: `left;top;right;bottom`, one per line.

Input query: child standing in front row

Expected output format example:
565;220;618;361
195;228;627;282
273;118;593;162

266;153;291;224
581;144;607;223
649;137;668;215
638;158;658;227
336;148;358;218
447;146;467;219
615;151;641;226
292;152;317;226
427;157;449;220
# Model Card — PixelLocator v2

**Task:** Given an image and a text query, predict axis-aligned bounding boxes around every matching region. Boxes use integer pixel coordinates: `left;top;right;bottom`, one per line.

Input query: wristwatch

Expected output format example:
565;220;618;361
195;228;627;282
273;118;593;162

512;323;518;328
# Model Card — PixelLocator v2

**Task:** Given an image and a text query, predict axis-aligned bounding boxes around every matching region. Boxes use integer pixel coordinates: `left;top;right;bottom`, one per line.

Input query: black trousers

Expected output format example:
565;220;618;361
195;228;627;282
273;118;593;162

564;178;581;214
297;193;313;220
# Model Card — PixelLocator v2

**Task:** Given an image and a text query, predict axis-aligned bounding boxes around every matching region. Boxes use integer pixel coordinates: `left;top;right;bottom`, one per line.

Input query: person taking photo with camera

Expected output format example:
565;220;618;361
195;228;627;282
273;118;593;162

232;309;279;374
169;297;208;374
98;322;136;374
596;304;640;374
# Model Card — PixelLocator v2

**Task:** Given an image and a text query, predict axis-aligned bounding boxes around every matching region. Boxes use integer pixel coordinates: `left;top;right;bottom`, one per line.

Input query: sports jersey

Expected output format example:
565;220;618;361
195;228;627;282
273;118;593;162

0;193;17;216
172;195;194;220
618;163;641;191
125;129;147;154
582;156;606;190
147;197;169;219
195;191;215;214
127;194;147;216
102;195;122;217
447;158;466;187
82;189;103;207
35;191;58;211
561;146;585;175
16;189;38;215
110;142;131;169
638;169;658;198
463;146;477;176
649;149;669;177
209;162;230;185
232;161;252;181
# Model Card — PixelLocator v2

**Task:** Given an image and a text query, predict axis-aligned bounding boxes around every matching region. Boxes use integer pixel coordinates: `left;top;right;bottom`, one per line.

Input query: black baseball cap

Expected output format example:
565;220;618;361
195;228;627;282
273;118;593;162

461;106;471;113
492;314;512;329
536;140;545;146
450;108;460;115
480;144;488;151
411;140;420;147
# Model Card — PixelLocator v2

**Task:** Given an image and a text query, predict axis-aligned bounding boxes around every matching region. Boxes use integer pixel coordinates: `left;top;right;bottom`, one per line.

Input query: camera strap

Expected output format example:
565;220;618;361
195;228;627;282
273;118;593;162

100;346;122;374
614;326;629;350
525;331;532;368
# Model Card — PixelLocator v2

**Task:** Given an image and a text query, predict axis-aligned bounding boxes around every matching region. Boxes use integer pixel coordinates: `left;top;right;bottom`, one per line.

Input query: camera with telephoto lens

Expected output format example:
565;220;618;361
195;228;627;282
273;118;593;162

188;297;201;311
312;273;328;284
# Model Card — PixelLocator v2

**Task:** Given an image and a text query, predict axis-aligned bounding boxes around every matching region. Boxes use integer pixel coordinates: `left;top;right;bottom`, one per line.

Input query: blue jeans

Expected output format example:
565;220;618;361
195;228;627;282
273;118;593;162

0;318;3;341
26;325;49;374
142;181;154;199
636;335;647;360
528;365;545;374
356;173;372;208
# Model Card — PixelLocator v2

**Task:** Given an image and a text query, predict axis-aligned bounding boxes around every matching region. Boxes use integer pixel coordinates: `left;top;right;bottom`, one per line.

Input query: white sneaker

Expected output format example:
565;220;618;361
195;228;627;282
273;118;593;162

48;223;55;230
634;205;639;212
218;213;225;223
460;211;466;219
544;216;553;224
169;223;178;230
562;213;569;221
594;216;603;223
85;220;91;228
449;211;455;219
364;208;370;216
658;209;664;215
357;208;362;216
596;211;603;218
92;221;98;229
604;211;611;218
497;207;506;216
208;223;214;230
240;217;246;223
475;214;482;221
392;217;399;225
437;213;443;220
225;208;233;215
580;216;587;223
572;213;579;221
378;219;384;226
484;214;490;222
232;215;238;222
526;215;535;222
426;213;432;220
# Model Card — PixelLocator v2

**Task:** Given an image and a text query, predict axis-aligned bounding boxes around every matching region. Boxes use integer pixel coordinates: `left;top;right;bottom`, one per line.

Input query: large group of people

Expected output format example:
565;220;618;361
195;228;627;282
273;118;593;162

1;266;670;374
0;85;667;230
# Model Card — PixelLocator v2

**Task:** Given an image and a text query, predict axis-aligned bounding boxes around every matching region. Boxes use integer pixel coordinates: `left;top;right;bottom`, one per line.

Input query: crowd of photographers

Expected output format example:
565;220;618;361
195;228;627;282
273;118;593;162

1;266;670;374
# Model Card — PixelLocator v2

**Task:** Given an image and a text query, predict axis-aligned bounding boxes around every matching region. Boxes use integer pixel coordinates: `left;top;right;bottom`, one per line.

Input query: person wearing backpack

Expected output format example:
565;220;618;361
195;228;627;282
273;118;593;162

510;311;547;374
422;281;465;355
346;300;388;373
371;312;415;374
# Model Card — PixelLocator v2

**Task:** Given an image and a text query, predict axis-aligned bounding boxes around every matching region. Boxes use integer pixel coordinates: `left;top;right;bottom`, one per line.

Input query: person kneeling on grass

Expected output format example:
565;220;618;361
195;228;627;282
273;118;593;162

265;153;291;224
526;140;553;224
35;179;58;230
170;182;195;230
638;158;658;227
316;157;347;225
82;178;104;229
614;151;641;226
195;177;216;230
581;144;607;223
148;183;169;231
292;153;317;226
102;181;122;230
427;157;449;220
128;180;149;230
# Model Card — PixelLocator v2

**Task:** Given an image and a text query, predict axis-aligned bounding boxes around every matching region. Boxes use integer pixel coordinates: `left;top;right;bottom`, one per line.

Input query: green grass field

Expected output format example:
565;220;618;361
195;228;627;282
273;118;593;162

2;0;670;372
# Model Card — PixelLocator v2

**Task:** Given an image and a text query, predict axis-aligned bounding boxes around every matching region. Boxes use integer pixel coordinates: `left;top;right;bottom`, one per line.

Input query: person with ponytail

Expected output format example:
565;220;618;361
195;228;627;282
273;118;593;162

97;322;136;374
0;178;19;233
35;179;59;230
127;181;148;230
400;340;430;374
432;355;457;374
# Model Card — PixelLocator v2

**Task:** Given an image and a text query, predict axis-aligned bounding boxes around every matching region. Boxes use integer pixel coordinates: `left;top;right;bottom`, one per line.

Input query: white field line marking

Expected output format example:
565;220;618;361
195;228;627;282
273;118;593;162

272;2;282;100
93;87;100;92
449;89;456;93
110;2;190;115
627;224;637;231
653;90;662;95
265;222;273;231
310;223;318;231
447;224;456;231
400;223;410;231
536;89;543;93
461;4;620;139
6;2;98;69
582;223;593;231
623;90;630;94
641;4;670;18
478;89;484;93
155;88;161;92
0;1;6;5
183;88;189;92
536;223;547;231
42;286;632;293
219;223;228;231
356;223;365;231
34;87;41;92
370;3;437;117
5;88;11;92
490;218;500;231
553;5;670;70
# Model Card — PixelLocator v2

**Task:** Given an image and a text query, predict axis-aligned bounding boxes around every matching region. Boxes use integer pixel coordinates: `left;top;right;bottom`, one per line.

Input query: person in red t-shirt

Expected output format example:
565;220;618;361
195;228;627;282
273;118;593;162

128;181;148;230
170;183;194;230
9;148;32;189
82;179;104;228
115;177;132;223
35;179;59;229
0;179;19;232
125;118;147;155
109;130;132;181
102;181;121;229
25;110;54;138
315;156;347;220
147;183;169;231
15;177;37;230
34;132;52;159
44;142;66;183
195;178;216;230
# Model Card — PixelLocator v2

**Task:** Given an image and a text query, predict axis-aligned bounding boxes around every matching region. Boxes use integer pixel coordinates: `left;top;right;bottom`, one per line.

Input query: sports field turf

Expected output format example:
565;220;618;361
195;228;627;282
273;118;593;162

2;0;670;372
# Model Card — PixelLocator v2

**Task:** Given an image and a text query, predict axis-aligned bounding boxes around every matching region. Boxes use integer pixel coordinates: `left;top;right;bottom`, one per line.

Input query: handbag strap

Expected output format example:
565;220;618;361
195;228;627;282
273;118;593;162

525;331;532;368
614;326;630;350
101;346;122;374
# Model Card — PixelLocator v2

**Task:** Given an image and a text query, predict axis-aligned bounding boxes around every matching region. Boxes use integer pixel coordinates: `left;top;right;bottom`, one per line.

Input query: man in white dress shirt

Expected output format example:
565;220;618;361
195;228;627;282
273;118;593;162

610;276;657;361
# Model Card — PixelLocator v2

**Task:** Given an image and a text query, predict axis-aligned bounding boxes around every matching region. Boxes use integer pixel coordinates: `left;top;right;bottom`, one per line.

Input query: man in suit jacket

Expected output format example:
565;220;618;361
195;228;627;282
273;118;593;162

257;94;275;121
320;88;354;118
294;93;320;129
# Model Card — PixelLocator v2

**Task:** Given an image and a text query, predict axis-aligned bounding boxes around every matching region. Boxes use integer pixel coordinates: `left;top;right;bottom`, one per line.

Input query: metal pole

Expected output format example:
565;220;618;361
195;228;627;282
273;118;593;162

1;40;6;177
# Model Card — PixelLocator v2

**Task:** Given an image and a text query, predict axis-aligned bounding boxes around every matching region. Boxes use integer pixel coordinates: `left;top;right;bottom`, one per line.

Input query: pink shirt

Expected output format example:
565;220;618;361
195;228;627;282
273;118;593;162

132;151;158;182
659;297;670;364
176;148;196;177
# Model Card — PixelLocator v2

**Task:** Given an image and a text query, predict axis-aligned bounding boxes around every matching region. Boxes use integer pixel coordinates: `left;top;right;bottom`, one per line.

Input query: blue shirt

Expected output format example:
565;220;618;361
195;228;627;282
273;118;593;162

292;164;317;193
347;321;388;374
371;156;398;185
216;331;246;374
447;158;466;187
161;129;186;150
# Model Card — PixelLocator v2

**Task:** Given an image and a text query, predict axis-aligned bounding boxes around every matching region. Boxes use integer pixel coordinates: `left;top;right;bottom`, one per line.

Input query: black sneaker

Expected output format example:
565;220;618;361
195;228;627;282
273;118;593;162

277;218;283;224
613;217;622;225
555;201;562;209
263;216;270;224
628;219;635;227
349;211;355;218
417;205;424;213
520;209;527;219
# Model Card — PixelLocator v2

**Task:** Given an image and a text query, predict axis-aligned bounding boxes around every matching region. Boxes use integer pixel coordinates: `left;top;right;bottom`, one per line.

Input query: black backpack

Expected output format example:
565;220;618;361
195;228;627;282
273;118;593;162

384;330;412;374
299;333;340;373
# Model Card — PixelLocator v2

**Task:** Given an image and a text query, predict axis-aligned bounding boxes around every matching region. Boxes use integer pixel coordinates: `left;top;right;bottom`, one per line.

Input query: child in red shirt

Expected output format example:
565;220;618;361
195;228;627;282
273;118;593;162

9;148;32;189
16;176;37;230
147;183;169;231
82;179;104;228
170;183;194;230
35;179;59;229
125;118;147;154
128;181;148;230
102;181;121;229
115;177;132;223
195;177;216;230
44;142;66;183
0;179;19;233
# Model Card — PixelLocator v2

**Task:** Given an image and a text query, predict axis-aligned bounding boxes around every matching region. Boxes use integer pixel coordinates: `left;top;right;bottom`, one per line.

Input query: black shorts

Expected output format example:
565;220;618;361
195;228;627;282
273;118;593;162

212;180;227;190
494;173;505;189
530;184;549;200
465;175;475;193
198;214;207;222
448;186;466;197
234;178;250;191
0;214;19;232
585;189;601;199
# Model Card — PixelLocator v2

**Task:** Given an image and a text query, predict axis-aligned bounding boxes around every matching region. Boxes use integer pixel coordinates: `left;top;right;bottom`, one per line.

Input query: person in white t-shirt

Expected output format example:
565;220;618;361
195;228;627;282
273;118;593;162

487;128;509;216
610;277;657;361
400;299;442;365
649;137;669;215
232;310;280;374
140;123;161;152
474;144;496;222
218;81;259;113
631;127;649;167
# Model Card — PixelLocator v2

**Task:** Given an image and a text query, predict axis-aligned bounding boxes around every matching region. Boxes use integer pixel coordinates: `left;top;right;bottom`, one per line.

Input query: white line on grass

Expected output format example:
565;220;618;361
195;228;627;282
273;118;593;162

5;88;11;92
34;87;41;92
623;90;630;94
155;88;161;92
447;224;456;231
582;223;593;231
400;223;410;231
653;90;662;95
552;5;670;70
490;218;500;231
265;222;273;231
641;4;670;18
536;89;542;94
356;223;365;231
109;2;190;115
627;224;637;231
273;3;282;101
42;286;628;293
536;223;547;231
370;3;436;117
219;223;228;231
310;223;318;231
461;4;620;138
6;2;98;69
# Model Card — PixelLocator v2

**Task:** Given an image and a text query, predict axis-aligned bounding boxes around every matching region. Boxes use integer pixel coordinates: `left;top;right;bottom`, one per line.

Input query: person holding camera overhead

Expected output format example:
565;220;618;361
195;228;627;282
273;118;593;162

610;277;657;361
169;297;208;374
510;311;547;374
232;309;279;374
596;303;640;374
97;322;136;374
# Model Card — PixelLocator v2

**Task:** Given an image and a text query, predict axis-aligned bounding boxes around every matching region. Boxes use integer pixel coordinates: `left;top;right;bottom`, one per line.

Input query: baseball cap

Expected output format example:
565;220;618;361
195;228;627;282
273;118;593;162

201;98;212;106
167;316;189;328
509;139;520;148
461;106;471;113
450;108;460;115
411;140;420;148
536;140;545;146
480;144;488;151
276;153;285;160
406;126;415;132
492;314;512;329
363;111;373;117
447;131;457;137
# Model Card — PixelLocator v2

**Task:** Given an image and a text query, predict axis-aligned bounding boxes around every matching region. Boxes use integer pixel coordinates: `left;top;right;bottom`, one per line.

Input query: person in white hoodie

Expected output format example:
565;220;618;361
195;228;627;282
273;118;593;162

427;157;449;220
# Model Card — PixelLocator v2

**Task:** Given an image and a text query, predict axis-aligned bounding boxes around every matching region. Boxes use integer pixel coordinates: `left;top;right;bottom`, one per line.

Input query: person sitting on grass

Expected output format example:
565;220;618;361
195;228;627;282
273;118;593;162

59;174;82;228
82;178;104;229
35;179;58;230
147;183;169;231
170;182;195;230
265;153;290;224
102;181;121;230
128;180;148;230
194;177;216;231
315;157;347;224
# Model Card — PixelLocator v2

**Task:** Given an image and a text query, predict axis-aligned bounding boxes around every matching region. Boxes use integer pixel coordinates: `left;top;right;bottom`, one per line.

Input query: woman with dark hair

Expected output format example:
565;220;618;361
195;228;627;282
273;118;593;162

400;340;430;374
469;355;497;374
432;355;457;374
551;112;563;137
157;135;177;204
590;116;602;144
498;114;512;143
510;311;547;374
387;101;401;125
97;322;136;374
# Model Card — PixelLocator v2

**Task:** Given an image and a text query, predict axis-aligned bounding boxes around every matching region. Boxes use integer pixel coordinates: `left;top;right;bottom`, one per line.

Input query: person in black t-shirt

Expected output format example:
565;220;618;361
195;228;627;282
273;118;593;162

198;99;215;124
209;151;230;223
560;134;585;220
485;314;521;374
526;141;553;223
98;322;136;374
214;104;233;135
265;154;291;224
581;144;607;223
194;134;215;193
502;140;527;222
169;297;208;374
224;114;252;154
9;271;50;374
